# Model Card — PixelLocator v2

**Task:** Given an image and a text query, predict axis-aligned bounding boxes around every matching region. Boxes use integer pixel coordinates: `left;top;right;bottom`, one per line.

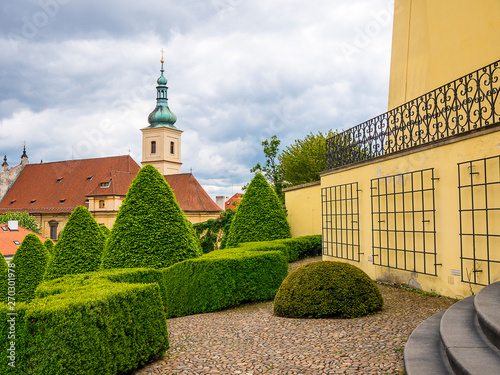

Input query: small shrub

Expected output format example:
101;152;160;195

101;165;202;270
44;206;105;281
274;261;383;319
9;234;49;302
163;248;288;318
226;173;291;247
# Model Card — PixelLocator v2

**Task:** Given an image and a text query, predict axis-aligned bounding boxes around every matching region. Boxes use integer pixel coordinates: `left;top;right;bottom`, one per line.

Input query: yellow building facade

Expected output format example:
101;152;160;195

284;0;500;298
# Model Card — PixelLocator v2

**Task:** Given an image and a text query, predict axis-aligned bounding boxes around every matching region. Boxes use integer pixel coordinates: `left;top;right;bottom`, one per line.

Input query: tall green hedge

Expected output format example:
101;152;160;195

163;248;288;318
43;239;54;256
44;206;105;281
0;274;168;374
101;165;202;270
0;256;8;303
9;234;49;302
226;173;291;247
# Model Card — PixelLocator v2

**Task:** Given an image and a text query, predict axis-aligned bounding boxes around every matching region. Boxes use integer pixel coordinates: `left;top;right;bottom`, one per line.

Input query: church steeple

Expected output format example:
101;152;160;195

147;51;178;128
141;51;182;176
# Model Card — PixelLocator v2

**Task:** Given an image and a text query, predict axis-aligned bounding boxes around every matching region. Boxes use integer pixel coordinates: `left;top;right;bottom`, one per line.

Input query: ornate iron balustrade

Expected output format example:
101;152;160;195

326;60;500;170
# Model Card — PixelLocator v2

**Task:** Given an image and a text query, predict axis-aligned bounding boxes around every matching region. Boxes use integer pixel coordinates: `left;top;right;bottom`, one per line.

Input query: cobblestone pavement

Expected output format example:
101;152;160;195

133;258;456;375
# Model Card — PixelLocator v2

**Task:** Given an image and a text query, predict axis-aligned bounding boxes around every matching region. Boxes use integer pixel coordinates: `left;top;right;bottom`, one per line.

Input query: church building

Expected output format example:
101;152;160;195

0;57;221;241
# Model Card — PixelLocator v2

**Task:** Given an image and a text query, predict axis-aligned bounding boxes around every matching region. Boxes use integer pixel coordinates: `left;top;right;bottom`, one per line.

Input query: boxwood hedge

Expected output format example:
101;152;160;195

0;274;168;374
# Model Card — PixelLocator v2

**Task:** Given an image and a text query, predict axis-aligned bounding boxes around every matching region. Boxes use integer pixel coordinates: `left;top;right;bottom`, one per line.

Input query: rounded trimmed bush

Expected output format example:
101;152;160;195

226;173;291;247
274;261;383;319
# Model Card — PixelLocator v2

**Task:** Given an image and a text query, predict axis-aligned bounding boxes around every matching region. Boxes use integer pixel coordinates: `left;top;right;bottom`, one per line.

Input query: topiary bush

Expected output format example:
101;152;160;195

43;238;54;256
226;173;291;247
44;206;105;281
0;256;8;303
101;165;202;270
274;261;383;319
163;248;288;318
0;274;168;374
9;234;50;302
237;235;322;262
99;224;111;239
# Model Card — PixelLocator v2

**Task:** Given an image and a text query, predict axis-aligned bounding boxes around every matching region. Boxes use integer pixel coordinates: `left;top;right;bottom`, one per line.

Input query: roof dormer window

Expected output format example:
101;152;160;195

57;178;63;182
59;199;66;204
10;200;15;205
13;241;20;245
1;226;7;231
30;200;36;204
87;176;93;181
100;179;112;188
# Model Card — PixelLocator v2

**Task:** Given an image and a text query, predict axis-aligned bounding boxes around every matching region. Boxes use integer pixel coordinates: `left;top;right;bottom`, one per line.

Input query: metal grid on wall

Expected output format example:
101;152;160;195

458;155;500;286
371;169;438;275
321;182;361;262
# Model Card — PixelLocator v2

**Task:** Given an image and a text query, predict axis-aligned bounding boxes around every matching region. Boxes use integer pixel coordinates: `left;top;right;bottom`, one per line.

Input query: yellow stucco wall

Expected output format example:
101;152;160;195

284;182;322;237
320;127;500;298
388;0;500;109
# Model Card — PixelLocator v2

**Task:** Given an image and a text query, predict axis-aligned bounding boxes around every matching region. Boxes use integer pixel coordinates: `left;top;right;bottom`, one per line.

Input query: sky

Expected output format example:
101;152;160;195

0;0;395;200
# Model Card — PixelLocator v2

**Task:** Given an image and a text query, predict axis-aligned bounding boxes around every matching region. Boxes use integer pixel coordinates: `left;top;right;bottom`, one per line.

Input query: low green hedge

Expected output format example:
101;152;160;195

163;249;288;318
0;274;168;374
236;234;322;262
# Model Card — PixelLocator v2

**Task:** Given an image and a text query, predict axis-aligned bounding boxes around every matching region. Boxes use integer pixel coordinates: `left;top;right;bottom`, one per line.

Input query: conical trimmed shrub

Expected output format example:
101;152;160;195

10;234;50;302
100;165;202;270
0;255;8;303
44;206;105;281
226;173;291;247
99;224;111;239
44;238;54;256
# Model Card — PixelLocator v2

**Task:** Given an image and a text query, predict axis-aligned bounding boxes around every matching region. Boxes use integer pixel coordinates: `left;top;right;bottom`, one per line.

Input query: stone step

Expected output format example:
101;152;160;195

475;281;500;351
440;295;500;375
404;310;454;375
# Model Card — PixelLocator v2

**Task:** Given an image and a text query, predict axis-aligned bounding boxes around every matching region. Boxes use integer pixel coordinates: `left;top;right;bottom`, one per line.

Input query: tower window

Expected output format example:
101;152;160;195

151;141;157;154
99;200;105;209
170;141;174;154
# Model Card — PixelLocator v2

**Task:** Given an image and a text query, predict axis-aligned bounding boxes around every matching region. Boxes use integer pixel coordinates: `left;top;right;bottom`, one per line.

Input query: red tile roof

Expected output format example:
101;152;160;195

0;224;46;257
165;174;221;212
225;193;243;209
0;155;140;213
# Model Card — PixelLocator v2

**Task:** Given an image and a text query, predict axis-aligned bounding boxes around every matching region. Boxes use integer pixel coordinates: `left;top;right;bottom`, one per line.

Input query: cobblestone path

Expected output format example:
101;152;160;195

134;257;456;375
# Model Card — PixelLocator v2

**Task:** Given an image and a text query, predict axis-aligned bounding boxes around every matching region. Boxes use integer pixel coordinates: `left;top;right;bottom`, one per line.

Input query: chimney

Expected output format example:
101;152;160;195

215;196;226;210
7;221;18;231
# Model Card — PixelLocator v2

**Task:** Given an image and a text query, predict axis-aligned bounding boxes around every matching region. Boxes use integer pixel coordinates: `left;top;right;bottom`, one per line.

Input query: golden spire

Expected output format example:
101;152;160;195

161;48;164;63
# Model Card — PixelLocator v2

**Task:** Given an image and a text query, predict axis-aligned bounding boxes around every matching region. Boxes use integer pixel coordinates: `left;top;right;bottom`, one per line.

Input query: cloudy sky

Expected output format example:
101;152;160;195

0;0;395;199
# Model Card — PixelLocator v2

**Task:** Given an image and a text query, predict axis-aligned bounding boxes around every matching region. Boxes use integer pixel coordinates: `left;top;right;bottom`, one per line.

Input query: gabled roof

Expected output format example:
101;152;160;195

0;224;46;257
225;193;243;209
0;155;140;213
165;173;221;212
86;170;138;197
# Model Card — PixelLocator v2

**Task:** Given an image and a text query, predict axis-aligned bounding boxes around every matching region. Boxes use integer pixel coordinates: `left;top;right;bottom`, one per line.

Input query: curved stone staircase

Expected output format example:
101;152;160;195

404;282;500;374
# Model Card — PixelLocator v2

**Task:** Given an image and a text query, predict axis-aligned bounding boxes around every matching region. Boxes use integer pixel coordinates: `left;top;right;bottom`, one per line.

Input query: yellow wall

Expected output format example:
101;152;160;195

284;182;322;237
320;128;500;298
141;126;182;175
388;0;500;109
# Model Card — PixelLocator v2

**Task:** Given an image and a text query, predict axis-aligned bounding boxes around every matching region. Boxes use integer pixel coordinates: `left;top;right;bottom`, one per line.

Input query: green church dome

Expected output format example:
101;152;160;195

147;56;178;129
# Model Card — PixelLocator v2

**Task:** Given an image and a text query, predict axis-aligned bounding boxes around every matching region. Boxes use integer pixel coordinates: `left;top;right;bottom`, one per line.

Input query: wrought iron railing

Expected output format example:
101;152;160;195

326;60;500;170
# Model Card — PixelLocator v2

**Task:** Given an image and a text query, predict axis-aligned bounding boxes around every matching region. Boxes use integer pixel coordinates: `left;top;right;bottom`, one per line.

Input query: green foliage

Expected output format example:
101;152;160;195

0;212;40;234
0;256;8;304
279;130;335;185
249;135;284;200
44;206;105;281
0;274;168;374
227;173;291;247
9;234;49;302
274;261;383;319
99;224;111;239
163;248;288;318
43;239;54;256
237;235;322;262
101;165;202;270
193;208;236;253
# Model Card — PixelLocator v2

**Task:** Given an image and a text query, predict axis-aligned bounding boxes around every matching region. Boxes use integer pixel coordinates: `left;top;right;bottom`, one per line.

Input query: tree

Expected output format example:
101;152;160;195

226;173;291;247
279;130;335;186
44;206;105;281
44;238;55;256
249;135;284;200
100;165;202;270
10;234;50;302
0;211;41;234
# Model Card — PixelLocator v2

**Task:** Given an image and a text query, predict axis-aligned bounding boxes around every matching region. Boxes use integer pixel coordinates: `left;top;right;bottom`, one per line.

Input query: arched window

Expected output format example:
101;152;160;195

151;141;157;154
49;220;58;241
170;141;174;154
99;200;105;209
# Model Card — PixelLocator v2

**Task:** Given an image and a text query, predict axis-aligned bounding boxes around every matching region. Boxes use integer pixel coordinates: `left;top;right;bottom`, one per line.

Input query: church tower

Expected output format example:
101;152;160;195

141;54;182;175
